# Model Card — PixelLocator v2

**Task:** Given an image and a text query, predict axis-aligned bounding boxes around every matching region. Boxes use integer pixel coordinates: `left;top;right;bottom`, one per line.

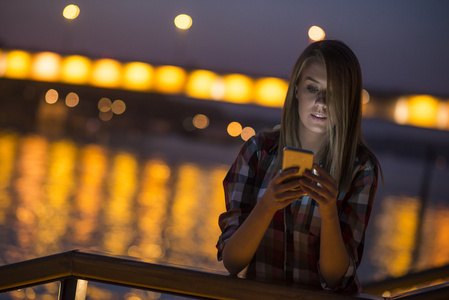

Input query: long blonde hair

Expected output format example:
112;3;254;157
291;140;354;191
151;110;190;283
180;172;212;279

278;40;376;192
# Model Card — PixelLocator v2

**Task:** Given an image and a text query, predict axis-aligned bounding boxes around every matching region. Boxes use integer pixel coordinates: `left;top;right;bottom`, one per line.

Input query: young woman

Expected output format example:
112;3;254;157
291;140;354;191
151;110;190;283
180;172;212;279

216;40;380;293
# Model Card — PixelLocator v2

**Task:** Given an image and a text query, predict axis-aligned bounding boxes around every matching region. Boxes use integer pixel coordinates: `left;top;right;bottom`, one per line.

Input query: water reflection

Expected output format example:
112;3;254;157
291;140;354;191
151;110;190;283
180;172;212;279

103;152;137;255
0;132;17;226
370;196;420;279
74;145;106;245
165;163;227;268
419;205;449;268
14;135;50;260
132;159;171;260
368;193;449;296
0;129;228;298
0;132;18;268
1;128;449;298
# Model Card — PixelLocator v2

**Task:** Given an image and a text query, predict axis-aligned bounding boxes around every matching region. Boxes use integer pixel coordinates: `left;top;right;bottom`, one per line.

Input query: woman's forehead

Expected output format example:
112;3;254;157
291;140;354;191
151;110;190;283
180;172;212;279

300;58;326;83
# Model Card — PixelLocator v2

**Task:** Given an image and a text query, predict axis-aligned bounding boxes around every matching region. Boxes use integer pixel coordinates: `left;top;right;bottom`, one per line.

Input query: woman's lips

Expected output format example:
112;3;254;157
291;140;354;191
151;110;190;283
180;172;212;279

311;113;327;122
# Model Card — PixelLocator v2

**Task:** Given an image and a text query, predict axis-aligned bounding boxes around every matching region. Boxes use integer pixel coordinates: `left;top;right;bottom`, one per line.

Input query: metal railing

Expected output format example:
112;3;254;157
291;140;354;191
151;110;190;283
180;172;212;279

363;264;449;297
0;250;448;300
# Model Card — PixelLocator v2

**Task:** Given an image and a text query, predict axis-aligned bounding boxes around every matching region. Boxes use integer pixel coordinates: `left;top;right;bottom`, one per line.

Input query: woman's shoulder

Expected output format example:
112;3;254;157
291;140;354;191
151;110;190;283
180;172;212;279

244;129;280;154
355;143;380;174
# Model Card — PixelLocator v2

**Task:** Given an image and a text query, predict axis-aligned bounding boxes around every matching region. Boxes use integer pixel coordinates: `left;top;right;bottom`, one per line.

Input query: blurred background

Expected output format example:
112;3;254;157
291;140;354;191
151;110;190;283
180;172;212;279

0;1;449;299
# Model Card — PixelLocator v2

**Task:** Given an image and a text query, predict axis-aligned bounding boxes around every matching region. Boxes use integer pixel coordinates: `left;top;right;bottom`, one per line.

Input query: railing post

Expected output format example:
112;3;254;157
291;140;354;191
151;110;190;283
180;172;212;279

58;278;87;300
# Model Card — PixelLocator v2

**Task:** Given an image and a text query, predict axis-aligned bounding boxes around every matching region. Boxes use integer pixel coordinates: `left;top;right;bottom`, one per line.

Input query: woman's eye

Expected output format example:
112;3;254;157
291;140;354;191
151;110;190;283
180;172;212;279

307;85;319;93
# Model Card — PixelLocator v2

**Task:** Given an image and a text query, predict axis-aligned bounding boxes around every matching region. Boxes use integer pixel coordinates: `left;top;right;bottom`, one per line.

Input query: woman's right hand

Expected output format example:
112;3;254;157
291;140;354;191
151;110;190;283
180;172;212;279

222;167;306;275
258;167;307;213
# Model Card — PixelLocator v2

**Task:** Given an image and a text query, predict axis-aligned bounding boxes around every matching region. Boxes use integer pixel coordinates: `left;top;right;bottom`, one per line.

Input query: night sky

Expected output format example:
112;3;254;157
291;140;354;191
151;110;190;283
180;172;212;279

1;0;448;97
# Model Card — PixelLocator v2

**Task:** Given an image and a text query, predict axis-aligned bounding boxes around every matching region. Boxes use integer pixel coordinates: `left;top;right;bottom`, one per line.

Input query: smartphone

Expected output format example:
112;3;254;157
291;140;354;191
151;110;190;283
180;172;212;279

282;147;314;177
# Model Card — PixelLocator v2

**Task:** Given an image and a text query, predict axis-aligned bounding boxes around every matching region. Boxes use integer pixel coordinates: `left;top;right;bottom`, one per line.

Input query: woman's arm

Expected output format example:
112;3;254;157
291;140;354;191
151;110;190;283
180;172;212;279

221;196;277;275
318;202;350;288
299;164;349;288
222;167;306;275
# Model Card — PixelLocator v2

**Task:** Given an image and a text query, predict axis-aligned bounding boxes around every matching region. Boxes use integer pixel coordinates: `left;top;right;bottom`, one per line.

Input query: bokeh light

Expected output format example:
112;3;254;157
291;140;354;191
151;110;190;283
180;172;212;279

122;62;154;91
362;89;370;104
99;111;113;121
98;98;112;112
185;70;217;99
45;89;59;104
394;97;409;125
60;55;91;84
65;92;79;107
254;77;288;107
31;52;61;81
222;74;253;104
436;102;449;129
227;121;242;137
63;5;80;20
408;95;439;128
192;114;209;129
174;14;193;30
111;100;126;115
154;65;186;94
308;26;325;41
4;50;32;79
2;47;448;135
241;127;256;141
210;77;226;100
91;59;122;88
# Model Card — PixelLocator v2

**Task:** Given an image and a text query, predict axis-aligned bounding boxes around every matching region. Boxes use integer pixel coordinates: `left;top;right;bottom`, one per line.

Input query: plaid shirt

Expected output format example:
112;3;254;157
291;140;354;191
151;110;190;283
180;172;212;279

216;130;378;293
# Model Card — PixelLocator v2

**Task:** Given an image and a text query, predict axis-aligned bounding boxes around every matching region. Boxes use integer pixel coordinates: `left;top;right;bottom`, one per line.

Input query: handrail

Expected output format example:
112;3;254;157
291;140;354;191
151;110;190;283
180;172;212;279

0;250;380;300
0;251;72;292
0;250;448;299
362;264;449;295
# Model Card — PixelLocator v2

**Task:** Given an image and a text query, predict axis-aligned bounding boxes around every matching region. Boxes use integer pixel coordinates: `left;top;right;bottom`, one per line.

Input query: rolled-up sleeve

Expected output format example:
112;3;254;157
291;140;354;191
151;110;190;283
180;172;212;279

216;138;258;261
318;158;378;292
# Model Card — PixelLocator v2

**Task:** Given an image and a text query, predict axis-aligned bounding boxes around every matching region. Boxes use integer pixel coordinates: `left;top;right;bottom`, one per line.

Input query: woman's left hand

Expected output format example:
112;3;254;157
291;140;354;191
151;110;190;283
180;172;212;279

299;164;339;218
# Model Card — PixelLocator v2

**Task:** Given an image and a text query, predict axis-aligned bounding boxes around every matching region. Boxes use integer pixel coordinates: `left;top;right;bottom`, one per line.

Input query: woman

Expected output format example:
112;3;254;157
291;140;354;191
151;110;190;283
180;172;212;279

216;40;380;293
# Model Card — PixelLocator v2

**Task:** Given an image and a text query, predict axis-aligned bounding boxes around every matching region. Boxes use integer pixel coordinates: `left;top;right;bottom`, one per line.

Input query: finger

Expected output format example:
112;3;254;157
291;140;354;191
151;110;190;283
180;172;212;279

299;184;327;204
303;165;338;192
272;176;302;194
299;184;321;200
311;164;335;183
299;178;335;202
280;167;300;177
273;167;300;184
274;190;307;203
301;171;331;192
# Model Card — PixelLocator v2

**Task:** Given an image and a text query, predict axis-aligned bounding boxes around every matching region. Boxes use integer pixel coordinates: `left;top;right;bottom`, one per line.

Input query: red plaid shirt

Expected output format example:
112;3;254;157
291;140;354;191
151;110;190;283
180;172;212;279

216;130;378;293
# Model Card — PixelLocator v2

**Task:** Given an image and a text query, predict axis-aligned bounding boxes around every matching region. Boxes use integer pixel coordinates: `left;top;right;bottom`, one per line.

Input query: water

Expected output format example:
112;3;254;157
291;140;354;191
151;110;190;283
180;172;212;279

1;81;449;298
0;129;234;299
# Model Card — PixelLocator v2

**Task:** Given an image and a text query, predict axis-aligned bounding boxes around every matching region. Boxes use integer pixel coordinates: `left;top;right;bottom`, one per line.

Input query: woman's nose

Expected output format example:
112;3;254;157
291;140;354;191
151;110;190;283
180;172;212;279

315;92;326;106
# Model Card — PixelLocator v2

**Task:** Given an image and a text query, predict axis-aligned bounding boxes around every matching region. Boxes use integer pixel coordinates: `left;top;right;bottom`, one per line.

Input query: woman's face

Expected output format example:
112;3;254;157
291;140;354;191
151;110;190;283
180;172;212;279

296;58;328;138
